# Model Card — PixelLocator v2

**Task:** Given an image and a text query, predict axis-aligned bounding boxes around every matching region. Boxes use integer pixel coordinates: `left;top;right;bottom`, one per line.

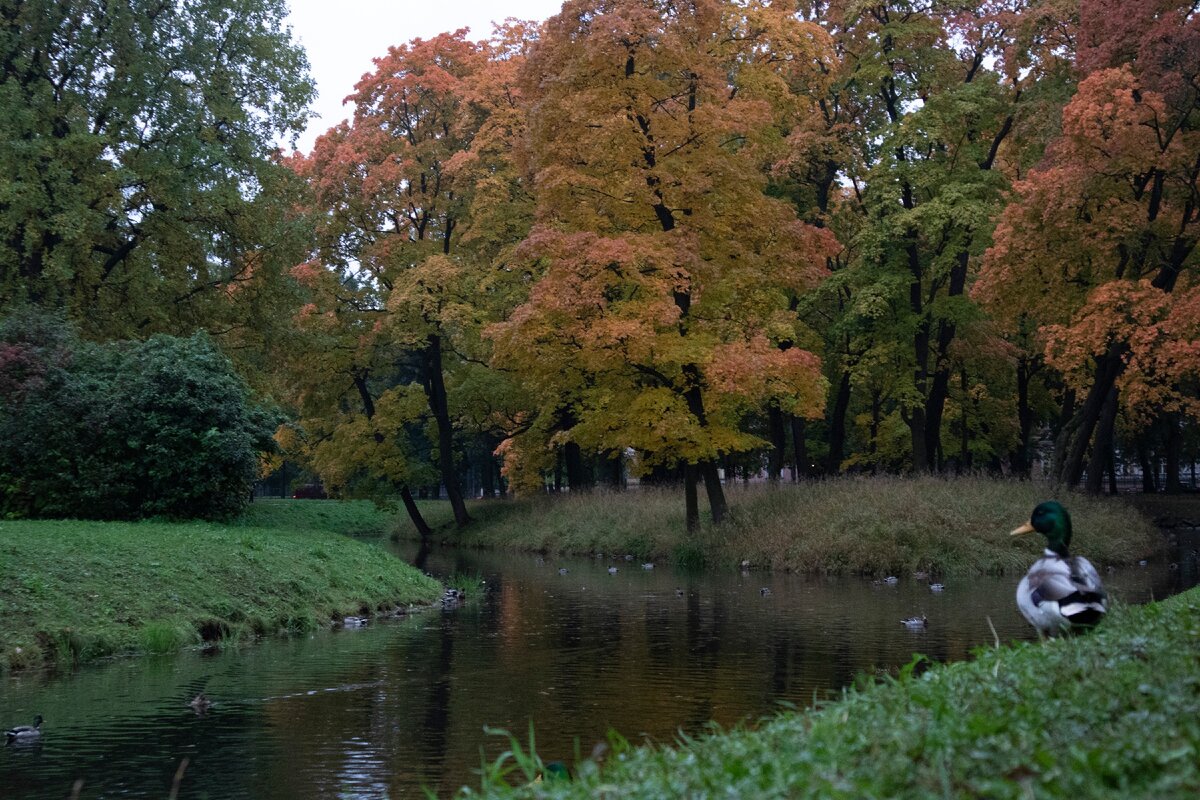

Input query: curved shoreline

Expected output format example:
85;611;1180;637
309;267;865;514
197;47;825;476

0;503;443;672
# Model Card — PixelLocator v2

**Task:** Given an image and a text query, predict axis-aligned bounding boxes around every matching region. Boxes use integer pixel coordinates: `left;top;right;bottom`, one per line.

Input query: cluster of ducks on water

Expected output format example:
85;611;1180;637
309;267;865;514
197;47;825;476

1;501;1110;745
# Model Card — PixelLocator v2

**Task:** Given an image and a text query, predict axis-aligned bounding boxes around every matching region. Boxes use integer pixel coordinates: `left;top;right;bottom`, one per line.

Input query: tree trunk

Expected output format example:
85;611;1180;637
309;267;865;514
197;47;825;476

908;405;929;472
827;369;851;474
767;405;786;482
958;368;970;473
868;390;882;472
699;460;727;524
1057;345;1126;486
922;250;970;473
684;463;699;532
1012;356;1035;477
353;372;431;536
909;291;931;473
480;451;496;498
682;380;728;522
564;442;588;491
422;334;471;527
399;486;432;538
1137;439;1158;493
1165;413;1183;493
789;415;808;480
605;451;624;490
1085;385;1118;495
1050;387;1077;481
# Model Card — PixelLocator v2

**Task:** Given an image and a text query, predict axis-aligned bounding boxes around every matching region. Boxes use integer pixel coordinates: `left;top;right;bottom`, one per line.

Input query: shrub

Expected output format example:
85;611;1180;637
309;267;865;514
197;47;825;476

0;312;276;520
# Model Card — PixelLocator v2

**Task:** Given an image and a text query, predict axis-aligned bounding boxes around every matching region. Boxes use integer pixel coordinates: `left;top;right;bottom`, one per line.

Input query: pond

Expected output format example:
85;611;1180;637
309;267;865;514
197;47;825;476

2;532;1196;799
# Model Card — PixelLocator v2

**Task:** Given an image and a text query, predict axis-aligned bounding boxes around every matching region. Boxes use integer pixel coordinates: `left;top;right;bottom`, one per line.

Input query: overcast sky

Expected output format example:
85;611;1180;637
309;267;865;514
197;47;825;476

285;0;565;152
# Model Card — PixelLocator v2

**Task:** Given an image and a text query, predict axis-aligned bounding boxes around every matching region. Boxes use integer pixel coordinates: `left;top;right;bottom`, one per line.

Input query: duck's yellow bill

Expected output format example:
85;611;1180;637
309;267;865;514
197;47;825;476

1010;521;1036;537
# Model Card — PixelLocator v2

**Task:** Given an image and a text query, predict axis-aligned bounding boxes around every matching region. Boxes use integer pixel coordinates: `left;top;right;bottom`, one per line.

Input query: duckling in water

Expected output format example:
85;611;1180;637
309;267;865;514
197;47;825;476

900;615;928;629
188;694;212;714
5;715;43;743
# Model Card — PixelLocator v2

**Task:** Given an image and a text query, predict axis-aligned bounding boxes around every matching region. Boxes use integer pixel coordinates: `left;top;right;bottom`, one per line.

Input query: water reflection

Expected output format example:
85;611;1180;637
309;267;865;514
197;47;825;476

0;533;1195;799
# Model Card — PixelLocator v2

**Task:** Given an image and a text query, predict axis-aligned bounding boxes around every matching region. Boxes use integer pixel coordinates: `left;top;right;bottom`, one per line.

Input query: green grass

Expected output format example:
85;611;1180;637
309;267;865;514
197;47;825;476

436;476;1162;575
235;497;405;536
0;502;443;671
467;586;1200;799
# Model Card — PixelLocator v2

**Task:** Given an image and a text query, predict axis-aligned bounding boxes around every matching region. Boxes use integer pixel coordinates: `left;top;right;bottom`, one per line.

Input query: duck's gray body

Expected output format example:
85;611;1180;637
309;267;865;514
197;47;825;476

5;715;43;743
1016;549;1107;636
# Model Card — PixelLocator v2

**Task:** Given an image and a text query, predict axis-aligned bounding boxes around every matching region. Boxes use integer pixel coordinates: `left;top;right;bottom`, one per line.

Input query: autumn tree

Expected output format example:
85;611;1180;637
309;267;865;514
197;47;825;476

977;0;1200;491
0;0;313;339
291;28;536;528
488;0;834;528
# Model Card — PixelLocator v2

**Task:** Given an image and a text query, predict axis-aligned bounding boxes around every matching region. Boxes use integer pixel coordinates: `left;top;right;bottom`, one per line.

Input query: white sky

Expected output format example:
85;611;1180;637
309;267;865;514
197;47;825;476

285;1;565;152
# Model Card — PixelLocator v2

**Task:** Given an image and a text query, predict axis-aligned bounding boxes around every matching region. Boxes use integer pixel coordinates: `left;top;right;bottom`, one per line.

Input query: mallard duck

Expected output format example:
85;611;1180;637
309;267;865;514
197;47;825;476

1011;501;1107;636
901;615;928;628
5;715;43;743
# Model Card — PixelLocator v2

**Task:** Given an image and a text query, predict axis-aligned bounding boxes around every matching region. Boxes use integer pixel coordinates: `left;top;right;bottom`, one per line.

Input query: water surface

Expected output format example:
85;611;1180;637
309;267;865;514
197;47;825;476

1;533;1195;799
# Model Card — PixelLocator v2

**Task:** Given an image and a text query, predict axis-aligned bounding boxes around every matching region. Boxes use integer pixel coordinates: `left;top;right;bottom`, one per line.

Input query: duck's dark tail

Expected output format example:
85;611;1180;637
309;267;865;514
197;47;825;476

1061;589;1107;628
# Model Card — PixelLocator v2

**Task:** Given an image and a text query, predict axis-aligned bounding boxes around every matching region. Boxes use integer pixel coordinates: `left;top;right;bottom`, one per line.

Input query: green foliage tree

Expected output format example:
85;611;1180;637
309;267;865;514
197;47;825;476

0;0;313;339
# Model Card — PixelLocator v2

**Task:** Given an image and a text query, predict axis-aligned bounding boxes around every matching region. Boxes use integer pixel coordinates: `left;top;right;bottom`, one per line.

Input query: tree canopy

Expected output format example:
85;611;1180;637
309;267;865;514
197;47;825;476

4;0;1199;528
0;0;313;339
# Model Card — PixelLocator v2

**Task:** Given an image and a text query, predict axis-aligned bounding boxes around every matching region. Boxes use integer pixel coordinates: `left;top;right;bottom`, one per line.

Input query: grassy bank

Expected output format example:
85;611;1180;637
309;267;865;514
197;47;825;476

440;476;1161;575
469;586;1200;799
0;501;442;671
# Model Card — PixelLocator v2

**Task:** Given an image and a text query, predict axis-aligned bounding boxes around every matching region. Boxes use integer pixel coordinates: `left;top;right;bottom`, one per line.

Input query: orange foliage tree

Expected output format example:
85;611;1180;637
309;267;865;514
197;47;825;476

287;28;536;528
977;0;1200;490
487;0;836;528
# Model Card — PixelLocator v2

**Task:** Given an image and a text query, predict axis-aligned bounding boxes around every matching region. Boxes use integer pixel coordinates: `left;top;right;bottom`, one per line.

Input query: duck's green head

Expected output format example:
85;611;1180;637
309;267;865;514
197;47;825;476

1011;500;1072;556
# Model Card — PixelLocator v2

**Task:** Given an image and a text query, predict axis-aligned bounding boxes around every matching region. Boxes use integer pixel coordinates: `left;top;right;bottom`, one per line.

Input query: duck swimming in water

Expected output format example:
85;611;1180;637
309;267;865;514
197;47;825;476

1011;501;1107;637
5;715;43;744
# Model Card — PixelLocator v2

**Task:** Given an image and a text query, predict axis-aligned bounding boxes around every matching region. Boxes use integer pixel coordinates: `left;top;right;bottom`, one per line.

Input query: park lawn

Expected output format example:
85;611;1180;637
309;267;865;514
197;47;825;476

0;501;442;671
469;585;1200;799
432;476;1163;575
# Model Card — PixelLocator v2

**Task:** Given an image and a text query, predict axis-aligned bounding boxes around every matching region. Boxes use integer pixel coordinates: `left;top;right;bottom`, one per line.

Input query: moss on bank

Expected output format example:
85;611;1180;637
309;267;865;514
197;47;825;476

439;477;1162;575
0;501;442;671
468;586;1200;799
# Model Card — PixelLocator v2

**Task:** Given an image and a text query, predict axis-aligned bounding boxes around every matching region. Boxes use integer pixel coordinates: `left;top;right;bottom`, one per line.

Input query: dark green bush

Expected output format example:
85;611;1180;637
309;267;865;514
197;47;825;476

0;312;275;520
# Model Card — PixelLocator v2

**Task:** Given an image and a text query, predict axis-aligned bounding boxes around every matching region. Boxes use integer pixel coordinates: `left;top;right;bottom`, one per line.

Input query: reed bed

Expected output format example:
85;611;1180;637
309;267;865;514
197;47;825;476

446;476;1161;576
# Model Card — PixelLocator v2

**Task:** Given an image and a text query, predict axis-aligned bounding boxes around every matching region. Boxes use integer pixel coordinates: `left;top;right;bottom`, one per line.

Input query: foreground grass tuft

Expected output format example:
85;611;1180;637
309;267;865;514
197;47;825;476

467;586;1200;799
443;476;1161;575
0;502;442;671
